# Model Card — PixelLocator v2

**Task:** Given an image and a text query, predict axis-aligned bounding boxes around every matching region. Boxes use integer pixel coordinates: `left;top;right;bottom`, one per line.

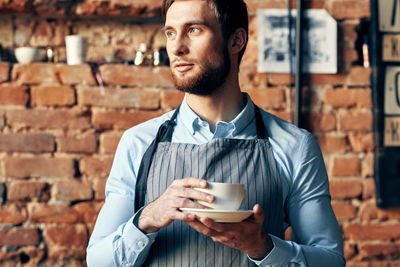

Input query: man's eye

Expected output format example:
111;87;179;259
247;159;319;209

189;27;200;34
166;31;176;38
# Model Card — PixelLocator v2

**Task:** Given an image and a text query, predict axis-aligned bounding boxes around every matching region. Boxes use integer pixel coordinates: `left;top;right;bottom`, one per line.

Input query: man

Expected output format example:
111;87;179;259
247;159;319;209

87;0;345;266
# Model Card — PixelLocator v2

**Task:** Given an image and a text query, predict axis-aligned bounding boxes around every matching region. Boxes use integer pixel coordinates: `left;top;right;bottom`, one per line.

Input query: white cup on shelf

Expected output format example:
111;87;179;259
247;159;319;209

65;35;86;65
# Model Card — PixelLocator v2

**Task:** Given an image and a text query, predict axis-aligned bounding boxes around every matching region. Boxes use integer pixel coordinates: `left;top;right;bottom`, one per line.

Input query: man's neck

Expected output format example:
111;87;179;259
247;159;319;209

185;81;245;133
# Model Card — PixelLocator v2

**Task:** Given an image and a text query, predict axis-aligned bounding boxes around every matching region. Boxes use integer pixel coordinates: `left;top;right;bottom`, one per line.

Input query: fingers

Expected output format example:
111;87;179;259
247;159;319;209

173;177;208;188
199;217;226;232
171;178;214;204
252;204;264;224
186;220;219;237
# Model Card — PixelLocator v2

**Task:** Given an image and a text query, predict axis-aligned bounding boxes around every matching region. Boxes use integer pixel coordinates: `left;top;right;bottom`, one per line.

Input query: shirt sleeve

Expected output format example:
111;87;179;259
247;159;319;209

249;132;345;267
86;131;157;267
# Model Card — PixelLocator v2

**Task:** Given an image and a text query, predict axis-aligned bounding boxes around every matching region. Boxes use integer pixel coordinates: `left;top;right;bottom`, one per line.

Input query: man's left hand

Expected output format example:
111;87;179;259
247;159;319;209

186;204;274;259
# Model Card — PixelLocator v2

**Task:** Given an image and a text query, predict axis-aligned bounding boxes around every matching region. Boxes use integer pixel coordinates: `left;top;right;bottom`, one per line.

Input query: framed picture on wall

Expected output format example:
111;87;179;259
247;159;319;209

257;9;337;74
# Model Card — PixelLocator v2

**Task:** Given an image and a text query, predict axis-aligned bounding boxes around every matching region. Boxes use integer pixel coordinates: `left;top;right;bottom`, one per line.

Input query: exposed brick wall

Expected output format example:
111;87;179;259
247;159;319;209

0;0;399;266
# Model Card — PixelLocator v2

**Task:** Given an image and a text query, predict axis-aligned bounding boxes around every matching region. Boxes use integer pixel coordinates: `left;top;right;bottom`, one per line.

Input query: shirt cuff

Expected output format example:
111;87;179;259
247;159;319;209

116;208;158;266
248;235;294;267
131;207;158;242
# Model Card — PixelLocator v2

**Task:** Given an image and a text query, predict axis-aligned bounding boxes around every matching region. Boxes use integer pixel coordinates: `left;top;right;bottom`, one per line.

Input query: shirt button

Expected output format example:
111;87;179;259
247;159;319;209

138;240;145;248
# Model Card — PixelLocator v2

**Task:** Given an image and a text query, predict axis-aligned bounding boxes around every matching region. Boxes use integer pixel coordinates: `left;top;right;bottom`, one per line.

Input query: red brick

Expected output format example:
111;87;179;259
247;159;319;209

6;109;91;130
246;0;326;15
44;224;88;247
360;200;400;221
31;85;75;106
344;241;357;260
363;178;376;200
266;73;294;86
30;20;53;46
92;109;163;130
52;179;92;202
73;201;103;223
339;111;373;131
0;248;45;267
331;156;361;177
344;223;400;241
346;261;387;267
0;0;31;12
324;88;371;108
304;73;346;86
0;228;40;246
358;242;400;260
239;62;267;88
0;133;54;152
100;132;122;154
47;247;86;264
343;48;359;64
12;63;59;85
7;181;49;201
0;204;28;224
362;153;374;178
330;0;370;20
161;89;184;109
100;65;173;87
0;62;10;83
80;156;113;177
3;157;75;178
75;0;162;16
348;133;374;153
58;133;97;153
0;85;29;106
341;21;358;44
330;180;363;199
332;201;357;219
246;88;286;109
317;135;347;154
28;203;79;224
93;178;107;200
266;109;292;122
77;86;160;109
57;64;96;85
304;112;336;132
347;67;372;87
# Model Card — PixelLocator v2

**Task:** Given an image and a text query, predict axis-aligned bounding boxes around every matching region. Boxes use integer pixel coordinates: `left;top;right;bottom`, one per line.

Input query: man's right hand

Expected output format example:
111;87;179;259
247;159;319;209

138;177;214;233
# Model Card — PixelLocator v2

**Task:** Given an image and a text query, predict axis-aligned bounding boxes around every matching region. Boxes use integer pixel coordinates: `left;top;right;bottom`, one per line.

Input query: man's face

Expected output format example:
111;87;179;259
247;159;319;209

164;0;230;95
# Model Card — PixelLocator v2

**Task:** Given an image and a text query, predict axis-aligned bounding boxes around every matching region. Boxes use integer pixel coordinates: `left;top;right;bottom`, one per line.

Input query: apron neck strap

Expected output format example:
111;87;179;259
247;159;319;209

254;106;267;139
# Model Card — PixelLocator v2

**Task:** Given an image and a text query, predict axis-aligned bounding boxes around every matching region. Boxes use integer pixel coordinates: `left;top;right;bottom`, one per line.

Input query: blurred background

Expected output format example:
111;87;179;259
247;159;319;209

0;0;399;266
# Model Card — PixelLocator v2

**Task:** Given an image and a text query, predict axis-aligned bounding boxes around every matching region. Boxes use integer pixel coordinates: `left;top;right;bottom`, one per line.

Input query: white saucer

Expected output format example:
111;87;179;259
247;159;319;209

180;208;253;223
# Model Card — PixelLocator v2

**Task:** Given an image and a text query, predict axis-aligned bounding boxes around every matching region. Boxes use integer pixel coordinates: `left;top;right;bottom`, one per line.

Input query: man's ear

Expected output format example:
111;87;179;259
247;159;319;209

229;28;247;54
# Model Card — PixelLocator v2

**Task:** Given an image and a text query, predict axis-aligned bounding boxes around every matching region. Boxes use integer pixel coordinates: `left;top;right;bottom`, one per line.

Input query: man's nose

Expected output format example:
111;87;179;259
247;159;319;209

170;34;189;56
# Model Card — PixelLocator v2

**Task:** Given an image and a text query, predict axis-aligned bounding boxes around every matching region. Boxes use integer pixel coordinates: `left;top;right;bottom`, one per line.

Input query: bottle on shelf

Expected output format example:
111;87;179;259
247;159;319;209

134;43;152;66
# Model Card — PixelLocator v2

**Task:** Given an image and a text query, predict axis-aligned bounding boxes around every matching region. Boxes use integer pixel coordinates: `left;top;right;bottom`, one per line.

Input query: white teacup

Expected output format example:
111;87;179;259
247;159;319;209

195;182;247;210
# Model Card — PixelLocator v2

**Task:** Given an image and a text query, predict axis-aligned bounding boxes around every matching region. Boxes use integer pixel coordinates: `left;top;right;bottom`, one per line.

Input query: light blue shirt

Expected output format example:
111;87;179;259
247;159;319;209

87;93;345;267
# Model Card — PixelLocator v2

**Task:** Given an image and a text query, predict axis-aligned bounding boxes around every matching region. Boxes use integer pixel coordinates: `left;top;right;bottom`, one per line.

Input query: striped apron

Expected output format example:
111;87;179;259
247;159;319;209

135;106;284;266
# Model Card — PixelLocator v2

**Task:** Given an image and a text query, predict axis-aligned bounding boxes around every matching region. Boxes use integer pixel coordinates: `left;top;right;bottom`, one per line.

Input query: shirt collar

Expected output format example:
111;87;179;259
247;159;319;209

178;93;255;136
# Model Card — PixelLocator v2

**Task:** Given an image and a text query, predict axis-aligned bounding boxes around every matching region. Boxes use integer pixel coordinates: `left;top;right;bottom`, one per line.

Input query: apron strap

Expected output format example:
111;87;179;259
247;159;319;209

254;105;267;139
135;106;180;212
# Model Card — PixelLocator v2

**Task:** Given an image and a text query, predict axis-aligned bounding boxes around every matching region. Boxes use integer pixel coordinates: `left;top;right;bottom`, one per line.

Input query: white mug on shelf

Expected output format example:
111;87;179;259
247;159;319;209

65;35;86;65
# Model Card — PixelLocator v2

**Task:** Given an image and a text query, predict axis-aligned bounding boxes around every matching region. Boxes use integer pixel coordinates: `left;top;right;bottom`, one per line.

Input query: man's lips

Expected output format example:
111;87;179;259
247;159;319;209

173;63;194;73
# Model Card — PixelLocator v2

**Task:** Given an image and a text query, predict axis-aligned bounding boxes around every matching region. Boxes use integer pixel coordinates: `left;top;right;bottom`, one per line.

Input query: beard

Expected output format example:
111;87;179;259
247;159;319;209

172;45;231;96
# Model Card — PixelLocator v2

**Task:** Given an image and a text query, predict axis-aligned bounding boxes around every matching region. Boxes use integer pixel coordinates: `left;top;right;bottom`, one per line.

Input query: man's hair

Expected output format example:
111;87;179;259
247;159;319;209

162;0;249;65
